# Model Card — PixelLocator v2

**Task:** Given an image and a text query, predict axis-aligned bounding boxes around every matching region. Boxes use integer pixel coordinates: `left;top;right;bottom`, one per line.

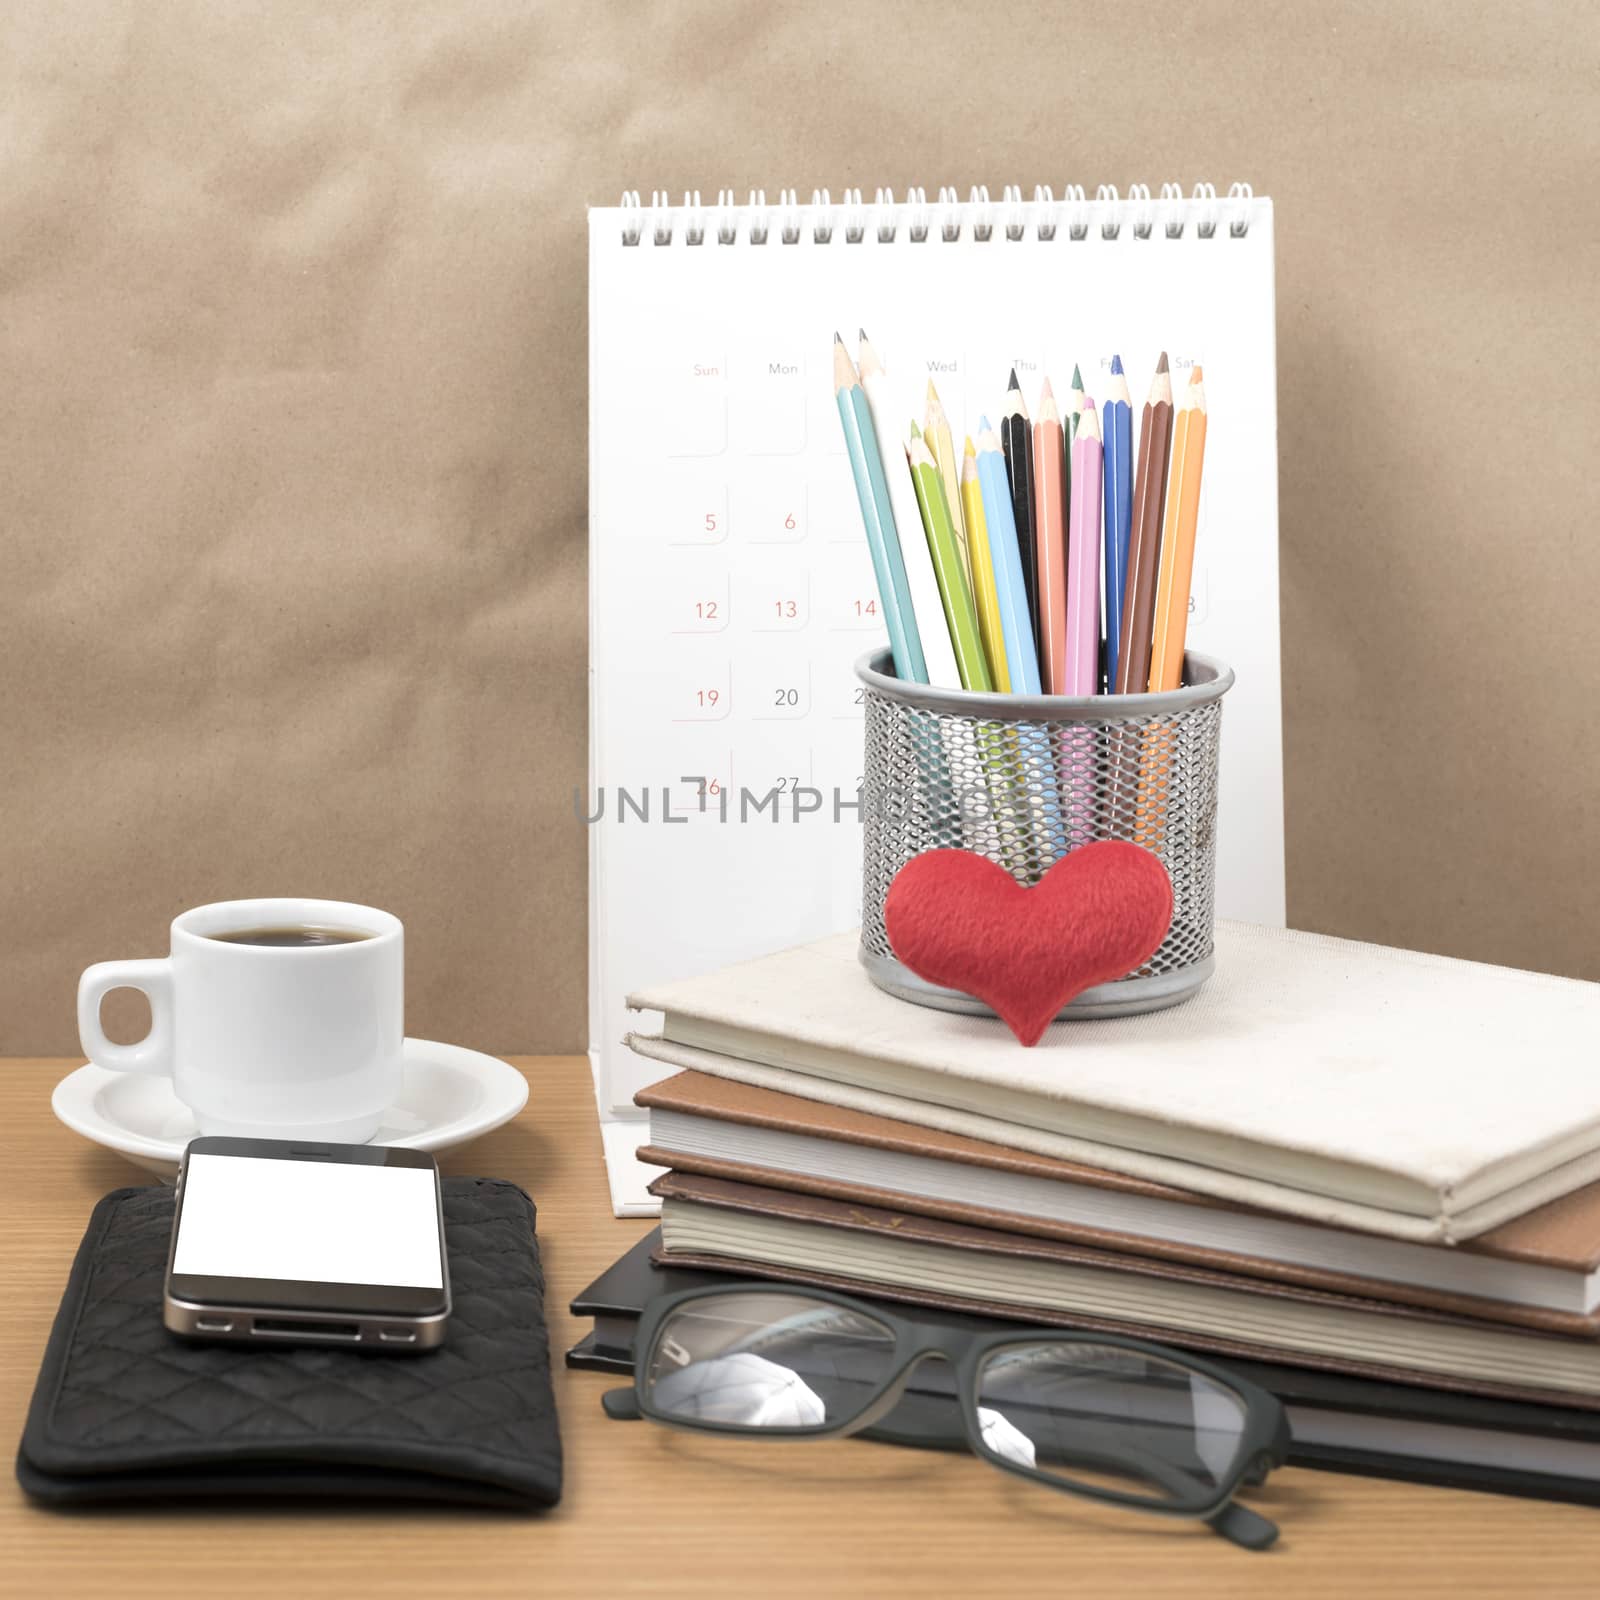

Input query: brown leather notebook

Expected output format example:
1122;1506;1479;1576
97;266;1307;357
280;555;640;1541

636;1070;1600;1334
650;1171;1600;1411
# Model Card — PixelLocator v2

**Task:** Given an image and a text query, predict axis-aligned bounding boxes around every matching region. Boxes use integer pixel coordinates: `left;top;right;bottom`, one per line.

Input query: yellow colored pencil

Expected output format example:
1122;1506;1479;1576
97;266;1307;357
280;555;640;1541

1147;367;1209;692
925;381;970;583
960;438;1010;693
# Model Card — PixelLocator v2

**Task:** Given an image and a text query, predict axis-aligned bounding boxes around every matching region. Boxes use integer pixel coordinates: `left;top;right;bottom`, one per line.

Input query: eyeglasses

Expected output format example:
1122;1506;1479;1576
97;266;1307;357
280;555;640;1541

602;1286;1290;1551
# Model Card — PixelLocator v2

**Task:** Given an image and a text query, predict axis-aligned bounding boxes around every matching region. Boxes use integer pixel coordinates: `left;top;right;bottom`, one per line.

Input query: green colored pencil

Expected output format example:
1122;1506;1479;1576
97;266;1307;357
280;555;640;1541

908;435;992;692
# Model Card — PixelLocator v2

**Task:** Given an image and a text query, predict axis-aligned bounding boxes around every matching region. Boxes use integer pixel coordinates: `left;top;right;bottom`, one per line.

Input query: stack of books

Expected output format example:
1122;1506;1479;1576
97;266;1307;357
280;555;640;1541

604;921;1600;1503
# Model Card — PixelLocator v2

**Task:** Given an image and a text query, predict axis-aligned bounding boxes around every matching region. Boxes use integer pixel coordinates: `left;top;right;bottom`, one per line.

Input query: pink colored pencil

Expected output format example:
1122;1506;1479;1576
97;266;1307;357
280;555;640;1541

1065;397;1103;694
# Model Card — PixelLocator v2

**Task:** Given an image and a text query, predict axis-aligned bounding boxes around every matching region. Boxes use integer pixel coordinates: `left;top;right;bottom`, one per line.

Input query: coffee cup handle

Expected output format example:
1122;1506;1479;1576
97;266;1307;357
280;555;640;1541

78;959;175;1076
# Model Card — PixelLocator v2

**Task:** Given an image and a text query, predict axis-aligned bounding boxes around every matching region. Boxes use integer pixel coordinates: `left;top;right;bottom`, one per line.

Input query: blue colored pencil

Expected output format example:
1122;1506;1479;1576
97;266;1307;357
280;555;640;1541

978;416;1066;864
974;421;1042;695
1101;355;1134;694
833;334;926;682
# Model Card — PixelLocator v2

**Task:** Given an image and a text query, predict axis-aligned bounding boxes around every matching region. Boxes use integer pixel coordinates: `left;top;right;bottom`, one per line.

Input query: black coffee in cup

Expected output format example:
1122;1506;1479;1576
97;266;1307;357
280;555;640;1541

209;926;374;948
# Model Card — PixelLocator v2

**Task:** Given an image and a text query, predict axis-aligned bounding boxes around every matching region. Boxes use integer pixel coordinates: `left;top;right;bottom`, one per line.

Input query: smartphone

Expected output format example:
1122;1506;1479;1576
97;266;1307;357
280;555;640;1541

164;1136;450;1351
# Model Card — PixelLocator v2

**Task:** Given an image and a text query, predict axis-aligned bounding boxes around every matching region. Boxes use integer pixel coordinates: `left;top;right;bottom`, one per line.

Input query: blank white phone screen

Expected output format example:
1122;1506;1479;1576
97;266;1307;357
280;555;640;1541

174;1154;444;1288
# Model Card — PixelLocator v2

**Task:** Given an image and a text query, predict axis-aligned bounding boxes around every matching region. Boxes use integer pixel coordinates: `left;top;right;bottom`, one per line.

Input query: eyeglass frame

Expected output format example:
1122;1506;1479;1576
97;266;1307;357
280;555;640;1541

603;1283;1292;1551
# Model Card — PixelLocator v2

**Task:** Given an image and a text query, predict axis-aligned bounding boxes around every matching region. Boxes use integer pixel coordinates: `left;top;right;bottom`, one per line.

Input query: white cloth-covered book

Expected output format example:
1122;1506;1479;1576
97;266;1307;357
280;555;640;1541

626;923;1600;1244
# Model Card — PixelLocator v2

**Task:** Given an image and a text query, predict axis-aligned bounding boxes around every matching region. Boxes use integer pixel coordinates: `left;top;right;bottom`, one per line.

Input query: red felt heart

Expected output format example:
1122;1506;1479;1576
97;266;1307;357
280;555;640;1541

884;842;1174;1046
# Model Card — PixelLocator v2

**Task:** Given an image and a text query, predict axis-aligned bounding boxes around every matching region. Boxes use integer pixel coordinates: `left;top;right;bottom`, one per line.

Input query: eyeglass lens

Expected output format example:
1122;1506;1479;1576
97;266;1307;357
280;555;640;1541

975;1341;1249;1504
644;1292;899;1430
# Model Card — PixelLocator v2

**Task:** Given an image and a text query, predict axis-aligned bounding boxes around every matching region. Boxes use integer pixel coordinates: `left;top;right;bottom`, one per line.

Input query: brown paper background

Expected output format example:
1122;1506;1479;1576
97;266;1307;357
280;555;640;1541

3;3;1596;1056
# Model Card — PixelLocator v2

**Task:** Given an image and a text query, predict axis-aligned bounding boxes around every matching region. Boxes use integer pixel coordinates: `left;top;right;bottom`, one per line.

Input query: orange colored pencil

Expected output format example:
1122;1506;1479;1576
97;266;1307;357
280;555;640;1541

1147;367;1209;692
1032;380;1068;693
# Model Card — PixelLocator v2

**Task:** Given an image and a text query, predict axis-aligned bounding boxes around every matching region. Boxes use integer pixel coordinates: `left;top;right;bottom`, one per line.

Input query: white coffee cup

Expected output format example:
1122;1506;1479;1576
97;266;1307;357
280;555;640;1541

77;897;404;1143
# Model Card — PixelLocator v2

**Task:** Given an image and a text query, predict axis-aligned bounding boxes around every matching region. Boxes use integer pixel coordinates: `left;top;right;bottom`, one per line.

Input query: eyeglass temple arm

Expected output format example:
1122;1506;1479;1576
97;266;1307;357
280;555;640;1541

1208;1501;1279;1551
603;1388;642;1420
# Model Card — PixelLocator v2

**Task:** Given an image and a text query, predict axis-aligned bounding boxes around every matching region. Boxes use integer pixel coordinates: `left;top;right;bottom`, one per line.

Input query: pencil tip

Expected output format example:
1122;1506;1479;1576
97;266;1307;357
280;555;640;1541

1007;367;1021;390
1071;364;1083;389
926;379;938;402
1190;364;1204;384
1110;353;1124;375
1040;377;1055;400
978;414;992;432
1083;396;1096;410
909;420;922;440
833;331;843;343
1156;351;1169;373
858;327;869;342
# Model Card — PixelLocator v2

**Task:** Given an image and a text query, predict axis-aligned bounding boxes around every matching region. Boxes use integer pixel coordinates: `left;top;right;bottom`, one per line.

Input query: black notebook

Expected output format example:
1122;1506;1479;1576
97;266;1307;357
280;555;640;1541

570;1230;1600;1507
19;1178;562;1508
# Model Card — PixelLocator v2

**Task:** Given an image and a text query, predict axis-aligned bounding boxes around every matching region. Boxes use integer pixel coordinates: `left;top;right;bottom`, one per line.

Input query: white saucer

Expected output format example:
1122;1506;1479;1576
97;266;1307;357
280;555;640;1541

51;1038;529;1177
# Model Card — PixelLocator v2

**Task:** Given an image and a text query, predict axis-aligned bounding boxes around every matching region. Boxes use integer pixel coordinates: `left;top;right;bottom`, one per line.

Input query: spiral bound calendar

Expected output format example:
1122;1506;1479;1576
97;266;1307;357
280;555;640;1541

588;183;1283;1214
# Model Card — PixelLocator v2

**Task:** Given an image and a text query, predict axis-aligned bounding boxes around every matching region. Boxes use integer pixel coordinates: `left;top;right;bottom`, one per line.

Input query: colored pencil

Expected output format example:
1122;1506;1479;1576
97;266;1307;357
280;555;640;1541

857;332;962;688
913;413;1002;854
909;434;992;692
1101;354;1134;694
832;334;925;683
1062;367;1078;559
1114;353;1175;694
1065;397;1103;695
975;422;1043;695
1067;362;1085;442
1032;380;1069;693
1148;366;1209;692
960;439;1010;692
976;420;1060;860
1058;392;1103;842
925;382;970;582
1000;372;1040;653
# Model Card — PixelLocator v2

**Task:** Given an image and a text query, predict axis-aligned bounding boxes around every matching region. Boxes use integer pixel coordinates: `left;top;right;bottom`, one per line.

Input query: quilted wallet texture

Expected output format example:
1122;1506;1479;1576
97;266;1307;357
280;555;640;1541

16;1177;562;1509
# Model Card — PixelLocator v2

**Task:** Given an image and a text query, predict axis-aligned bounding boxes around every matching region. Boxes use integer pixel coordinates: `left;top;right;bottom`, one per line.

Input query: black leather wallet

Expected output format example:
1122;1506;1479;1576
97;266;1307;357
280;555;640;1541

16;1176;562;1509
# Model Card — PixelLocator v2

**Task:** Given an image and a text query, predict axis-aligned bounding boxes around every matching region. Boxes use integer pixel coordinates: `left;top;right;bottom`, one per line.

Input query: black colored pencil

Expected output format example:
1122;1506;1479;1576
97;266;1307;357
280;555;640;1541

1000;369;1040;654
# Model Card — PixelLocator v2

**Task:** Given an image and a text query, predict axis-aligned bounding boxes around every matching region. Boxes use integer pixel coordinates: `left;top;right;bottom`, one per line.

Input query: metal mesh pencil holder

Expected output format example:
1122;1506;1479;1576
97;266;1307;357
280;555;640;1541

856;648;1234;1020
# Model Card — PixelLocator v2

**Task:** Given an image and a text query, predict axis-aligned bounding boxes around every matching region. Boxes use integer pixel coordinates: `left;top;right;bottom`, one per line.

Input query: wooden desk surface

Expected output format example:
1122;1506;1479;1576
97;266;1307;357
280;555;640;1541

5;1057;1599;1598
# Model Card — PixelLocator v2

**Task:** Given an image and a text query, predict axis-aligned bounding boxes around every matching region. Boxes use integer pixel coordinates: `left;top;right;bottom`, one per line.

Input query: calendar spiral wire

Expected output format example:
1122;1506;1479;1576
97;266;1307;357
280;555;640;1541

617;183;1255;246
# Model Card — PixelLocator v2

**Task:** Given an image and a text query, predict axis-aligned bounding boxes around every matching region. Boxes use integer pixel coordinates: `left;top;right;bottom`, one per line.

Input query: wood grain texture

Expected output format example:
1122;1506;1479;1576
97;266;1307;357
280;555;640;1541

1;3;1598;1054
5;1057;1600;1598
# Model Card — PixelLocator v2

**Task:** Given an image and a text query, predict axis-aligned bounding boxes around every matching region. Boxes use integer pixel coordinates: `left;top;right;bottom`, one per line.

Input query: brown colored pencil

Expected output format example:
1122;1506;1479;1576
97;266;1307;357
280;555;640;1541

1114;352;1176;694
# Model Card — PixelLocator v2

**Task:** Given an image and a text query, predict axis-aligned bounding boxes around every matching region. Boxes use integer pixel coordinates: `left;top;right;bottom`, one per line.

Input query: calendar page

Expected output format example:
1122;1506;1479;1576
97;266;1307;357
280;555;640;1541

587;187;1282;1212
